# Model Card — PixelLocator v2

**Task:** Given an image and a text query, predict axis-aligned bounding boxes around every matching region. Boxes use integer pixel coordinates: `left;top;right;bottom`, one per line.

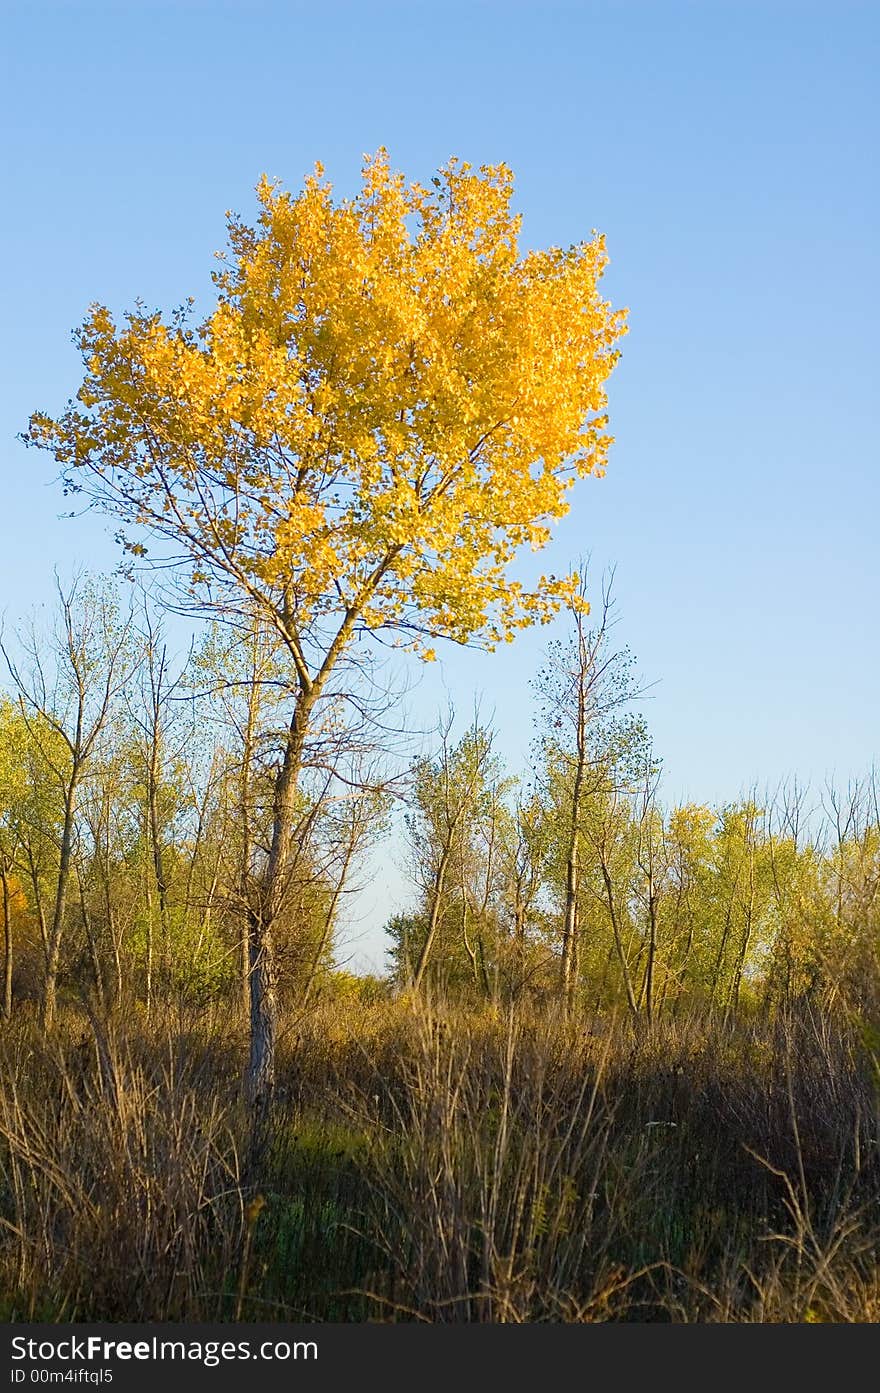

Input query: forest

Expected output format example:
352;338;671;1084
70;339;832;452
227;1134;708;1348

0;154;877;1323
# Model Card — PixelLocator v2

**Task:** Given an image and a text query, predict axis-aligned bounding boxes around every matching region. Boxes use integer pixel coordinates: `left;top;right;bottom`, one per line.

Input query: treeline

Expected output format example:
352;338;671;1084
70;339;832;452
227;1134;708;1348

389;586;879;1021
0;573;877;1033
392;723;880;1021
0;575;385;1028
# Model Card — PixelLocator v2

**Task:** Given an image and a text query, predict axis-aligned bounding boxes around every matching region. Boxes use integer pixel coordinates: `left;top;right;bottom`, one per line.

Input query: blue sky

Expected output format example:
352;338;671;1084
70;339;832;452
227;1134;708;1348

1;1;877;968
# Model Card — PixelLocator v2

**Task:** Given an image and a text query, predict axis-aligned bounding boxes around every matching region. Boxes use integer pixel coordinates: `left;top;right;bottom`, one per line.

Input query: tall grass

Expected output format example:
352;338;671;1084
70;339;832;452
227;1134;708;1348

351;1014;641;1320
1;998;877;1321
0;1011;244;1319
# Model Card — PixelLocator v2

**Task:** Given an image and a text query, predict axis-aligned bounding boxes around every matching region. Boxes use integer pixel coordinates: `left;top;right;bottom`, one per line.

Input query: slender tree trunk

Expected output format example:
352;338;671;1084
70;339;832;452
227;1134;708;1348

245;693;314;1121
642;879;657;1027
144;872;153;1018
569;897;583;1000
726;866;755;1026
147;740;170;981
559;609;595;1015
561;676;586;1011
239;682;258;1025
710;903;735;1012
476;933;492;1000
1;862;13;1020
561;826;580;1009
25;847;48;958
44;779;79;1031
76;867;106;1013
112;924;123;1008
412;843;453;991
246;907;278;1119
671;881;694;1018
461;895;481;988
303;845;354;1005
239;921;250;1022
599;857;639;1019
43;938;62;1032
514;898;526;958
96;801;122;1008
594;938;615;1012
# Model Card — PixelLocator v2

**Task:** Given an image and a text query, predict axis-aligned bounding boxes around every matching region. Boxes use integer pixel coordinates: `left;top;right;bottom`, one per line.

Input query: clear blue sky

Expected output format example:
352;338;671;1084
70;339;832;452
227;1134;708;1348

1;1;877;969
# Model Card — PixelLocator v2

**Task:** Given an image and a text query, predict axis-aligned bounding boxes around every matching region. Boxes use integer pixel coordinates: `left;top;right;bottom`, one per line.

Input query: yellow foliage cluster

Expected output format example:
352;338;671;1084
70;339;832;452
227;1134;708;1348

29;152;626;657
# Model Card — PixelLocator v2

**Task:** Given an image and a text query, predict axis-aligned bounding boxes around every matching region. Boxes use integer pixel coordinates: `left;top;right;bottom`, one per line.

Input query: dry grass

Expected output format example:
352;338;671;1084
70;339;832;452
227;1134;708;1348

0;996;877;1321
0;1010;245;1319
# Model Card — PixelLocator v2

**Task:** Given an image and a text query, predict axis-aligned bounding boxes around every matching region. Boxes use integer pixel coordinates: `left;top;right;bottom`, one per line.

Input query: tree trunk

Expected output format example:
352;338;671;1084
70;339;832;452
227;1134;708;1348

412;843;453;991
239;684;257;1025
244;693;313;1121
240;921;250;1022
642;879;657;1027
44;780;78;1031
147;741;170;986
561;649;587;1013
1;862;12;1019
561;826;580;1009
43;937;62;1032
726;867;755;1027
144;872;154;1018
77;868;106;1013
599;857;639;1019
25;848;48;958
303;848;353;1005
242;593;367;1123
246;910;278;1113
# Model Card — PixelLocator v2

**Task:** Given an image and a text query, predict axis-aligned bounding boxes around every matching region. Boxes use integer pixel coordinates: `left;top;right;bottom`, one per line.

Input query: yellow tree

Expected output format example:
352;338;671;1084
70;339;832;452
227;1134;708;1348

26;151;626;1111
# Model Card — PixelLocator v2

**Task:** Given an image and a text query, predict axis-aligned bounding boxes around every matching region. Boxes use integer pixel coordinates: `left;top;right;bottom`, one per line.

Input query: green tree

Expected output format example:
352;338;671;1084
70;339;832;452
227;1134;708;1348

0;577;135;1027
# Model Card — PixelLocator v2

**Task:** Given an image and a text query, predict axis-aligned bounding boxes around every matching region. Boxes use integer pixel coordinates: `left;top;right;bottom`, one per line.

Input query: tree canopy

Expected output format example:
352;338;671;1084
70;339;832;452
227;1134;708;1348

28;151;626;671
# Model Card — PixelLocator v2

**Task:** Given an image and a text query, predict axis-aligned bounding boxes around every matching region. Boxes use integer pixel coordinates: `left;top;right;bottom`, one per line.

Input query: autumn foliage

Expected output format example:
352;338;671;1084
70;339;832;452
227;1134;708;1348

30;152;626;655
